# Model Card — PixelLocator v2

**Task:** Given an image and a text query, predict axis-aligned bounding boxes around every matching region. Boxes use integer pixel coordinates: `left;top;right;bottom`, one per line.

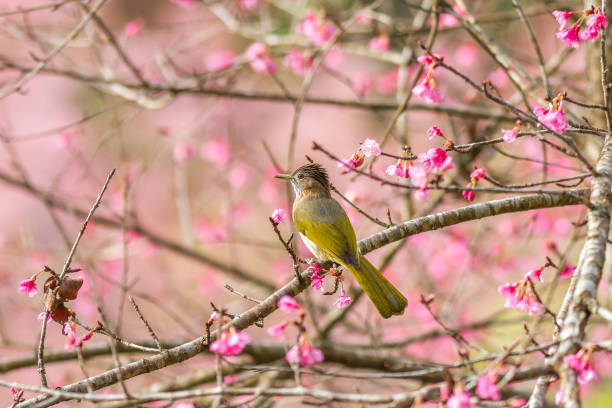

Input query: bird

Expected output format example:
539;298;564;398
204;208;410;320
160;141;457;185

275;163;407;318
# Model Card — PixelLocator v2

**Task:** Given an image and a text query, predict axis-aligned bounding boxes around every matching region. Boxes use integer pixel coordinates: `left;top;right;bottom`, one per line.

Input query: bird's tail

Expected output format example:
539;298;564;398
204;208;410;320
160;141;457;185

344;255;407;319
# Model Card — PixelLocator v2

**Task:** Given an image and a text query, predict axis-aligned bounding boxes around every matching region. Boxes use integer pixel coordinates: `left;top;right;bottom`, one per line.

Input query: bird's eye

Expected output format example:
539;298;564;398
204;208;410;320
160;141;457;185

297;174;305;180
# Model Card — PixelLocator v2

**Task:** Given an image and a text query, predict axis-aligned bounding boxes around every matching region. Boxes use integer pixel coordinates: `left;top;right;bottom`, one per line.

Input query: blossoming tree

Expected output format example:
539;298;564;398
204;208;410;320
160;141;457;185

1;1;612;407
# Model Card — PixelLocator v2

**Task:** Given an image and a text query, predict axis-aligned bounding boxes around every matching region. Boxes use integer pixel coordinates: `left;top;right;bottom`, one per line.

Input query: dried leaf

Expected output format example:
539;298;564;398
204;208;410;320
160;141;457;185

58;276;83;300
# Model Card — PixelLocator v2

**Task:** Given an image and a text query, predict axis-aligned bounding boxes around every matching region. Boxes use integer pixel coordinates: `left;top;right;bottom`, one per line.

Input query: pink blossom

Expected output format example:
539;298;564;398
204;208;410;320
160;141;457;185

297;13;335;47
266;321;288;340
238;0;258;10
205;50;236;71
426;125;443;140
352;74;374;96
581;10;608;42
385;160;408;178
556;24;581;48
525;267;544;282
170;0;195;9
209;327;251;356
502;126;519;143
462;184;475;202
18;278;38;297
498;281;543;315
10;387;19;395
470;166;486;180
419;148;454;173
125;18;145;37
201;138;230;166
447;387;472;408
563;348;600;384
552;10;574;29
533;103;567;134
285;336;324;366
37;312;52;326
360;138;381;157
369;34;390;52
558;265;575;279
246;42;277;74
334;289;352;308
278;295;301;313
283;50;312;76
413;77;444;104
174;403;196;408
509;398;527;408
439;383;451;400
63;321;93;350
173;142;195;164
337;151;365;169
417;54;435;67
310;268;324;291
270;208;287;224
475;375;500;400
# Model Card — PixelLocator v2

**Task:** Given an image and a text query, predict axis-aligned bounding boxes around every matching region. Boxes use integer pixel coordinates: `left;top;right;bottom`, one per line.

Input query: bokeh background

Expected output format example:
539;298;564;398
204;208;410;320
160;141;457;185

1;0;611;406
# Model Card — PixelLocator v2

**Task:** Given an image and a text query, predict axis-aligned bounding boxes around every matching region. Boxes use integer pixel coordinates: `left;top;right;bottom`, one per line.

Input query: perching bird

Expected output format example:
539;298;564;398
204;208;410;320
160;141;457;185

275;163;407;318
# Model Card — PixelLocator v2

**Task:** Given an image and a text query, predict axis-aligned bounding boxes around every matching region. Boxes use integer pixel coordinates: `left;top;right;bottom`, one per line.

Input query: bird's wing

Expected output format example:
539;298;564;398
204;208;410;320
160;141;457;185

293;197;359;266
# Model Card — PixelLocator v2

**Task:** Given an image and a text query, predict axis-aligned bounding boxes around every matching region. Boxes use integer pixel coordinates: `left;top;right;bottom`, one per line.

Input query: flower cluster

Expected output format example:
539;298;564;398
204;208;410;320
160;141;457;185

556;346;600;405
497;271;545;315
297;13;336;47
64;320;94;350
245;42;277;74
554;7;608;48
446;386;472;408
475;372;501;401
334;288;353;308
462;166;486;202
533;94;567;134
286;334;324;367
283;50;313;76
337;138;381;169
413;53;444;104
309;262;325;291
209;326;251;356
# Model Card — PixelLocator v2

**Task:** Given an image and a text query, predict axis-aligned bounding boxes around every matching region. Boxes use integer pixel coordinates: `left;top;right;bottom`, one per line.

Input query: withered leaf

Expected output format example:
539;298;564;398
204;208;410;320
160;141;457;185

58;276;83;300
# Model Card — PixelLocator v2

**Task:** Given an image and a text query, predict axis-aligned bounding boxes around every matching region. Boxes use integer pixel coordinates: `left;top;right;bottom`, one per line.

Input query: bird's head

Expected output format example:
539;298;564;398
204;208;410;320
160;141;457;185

275;163;330;197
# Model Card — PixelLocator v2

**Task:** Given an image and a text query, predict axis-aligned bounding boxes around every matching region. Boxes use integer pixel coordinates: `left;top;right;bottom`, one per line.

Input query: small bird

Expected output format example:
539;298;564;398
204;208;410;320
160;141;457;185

275;163;407;318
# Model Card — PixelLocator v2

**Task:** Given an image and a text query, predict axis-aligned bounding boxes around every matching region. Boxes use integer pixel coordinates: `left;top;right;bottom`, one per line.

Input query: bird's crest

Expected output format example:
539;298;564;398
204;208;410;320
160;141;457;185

293;163;330;191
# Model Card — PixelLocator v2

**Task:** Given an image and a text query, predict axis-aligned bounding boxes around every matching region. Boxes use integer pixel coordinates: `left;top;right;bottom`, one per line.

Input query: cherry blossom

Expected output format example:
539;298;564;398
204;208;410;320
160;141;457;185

419;148;454;173
556;24;581;48
563;347;600;385
283;50;312;76
334;288;353;308
426;125;443;140
360;138;381;157
278;295;301;313
310;265;325;291
37;312;52;326
270;208;287;224
475;374;500;400
245;42;277;74
337;150;365;169
580;9;608;42
552;10;574;29
409;163;429;200
558;265;575;279
413;77;444;104
525;267;544;282
462;186;475;203
447;387;472;408
173;142;195;164
498;280;543;315
385;160;409;178
286;336;324;366
470;166;486;180
533;99;567;134
297;13;335;47
209;327;251;356
502;126;519;143
266;321;288;341
64;321;94;350
18;278;38;297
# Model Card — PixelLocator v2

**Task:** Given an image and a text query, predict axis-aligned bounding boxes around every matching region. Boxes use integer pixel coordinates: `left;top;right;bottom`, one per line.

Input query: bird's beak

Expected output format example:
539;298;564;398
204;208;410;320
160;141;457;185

274;173;292;180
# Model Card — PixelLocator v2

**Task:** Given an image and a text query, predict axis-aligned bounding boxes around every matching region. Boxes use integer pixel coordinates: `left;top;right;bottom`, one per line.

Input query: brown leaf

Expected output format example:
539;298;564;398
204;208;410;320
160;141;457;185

58;276;83;300
50;304;70;324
